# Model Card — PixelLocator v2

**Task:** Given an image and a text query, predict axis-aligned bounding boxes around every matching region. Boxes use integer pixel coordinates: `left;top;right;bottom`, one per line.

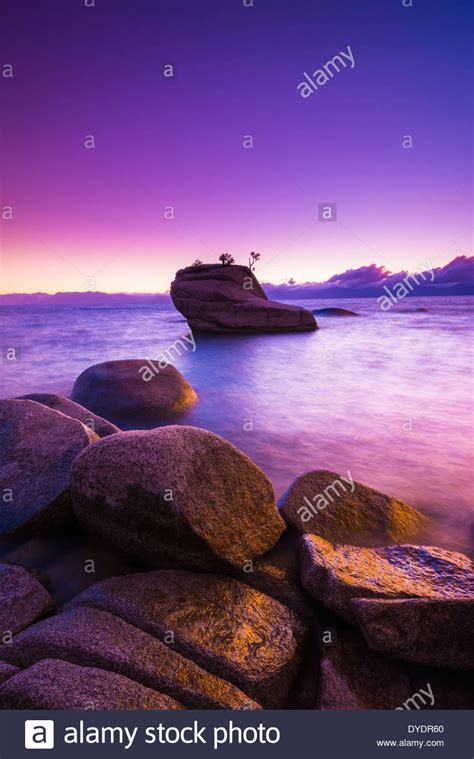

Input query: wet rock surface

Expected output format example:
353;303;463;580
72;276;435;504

300;534;474;622
71;359;197;425
0;400;98;537
71;426;285;572
170;264;317;333
312;308;359;316
280;470;427;546
16;393;121;438
2;606;260;709
66;570;308;708
0;659;184;709
0;562;54;636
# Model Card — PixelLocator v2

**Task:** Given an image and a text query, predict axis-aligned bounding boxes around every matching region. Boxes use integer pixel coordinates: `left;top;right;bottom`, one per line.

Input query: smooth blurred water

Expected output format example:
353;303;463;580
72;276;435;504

1;295;473;555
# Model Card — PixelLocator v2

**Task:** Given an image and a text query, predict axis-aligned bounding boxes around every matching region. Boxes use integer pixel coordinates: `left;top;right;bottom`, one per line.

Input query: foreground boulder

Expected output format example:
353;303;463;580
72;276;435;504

280;470;427;546
353;598;474;670
0;400;98;537
2;607;260;709
170;264;317;333
318;627;473;710
66;570;308;708
0;659;184;709
300;535;474;624
0;563;54;635
71;426;284;571
71;360;197;426
16;393;120;438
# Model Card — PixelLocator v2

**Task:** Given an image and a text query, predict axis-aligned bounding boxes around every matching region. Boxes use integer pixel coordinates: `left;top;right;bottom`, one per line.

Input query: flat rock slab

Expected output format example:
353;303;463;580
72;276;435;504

353;598;474;670
0;562;54;636
71;426;284;572
318;627;473;710
66;570;307;708
0;659;184;709
16;394;121;438
312;308;359;316
0;400;98;537
3;607;260;709
280;470;427;546
300;535;474;623
71;359;197;425
170;264;317;333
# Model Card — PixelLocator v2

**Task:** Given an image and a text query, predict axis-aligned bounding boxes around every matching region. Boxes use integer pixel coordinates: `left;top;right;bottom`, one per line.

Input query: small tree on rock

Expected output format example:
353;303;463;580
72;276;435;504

248;251;261;272
219;253;235;266
191;259;203;267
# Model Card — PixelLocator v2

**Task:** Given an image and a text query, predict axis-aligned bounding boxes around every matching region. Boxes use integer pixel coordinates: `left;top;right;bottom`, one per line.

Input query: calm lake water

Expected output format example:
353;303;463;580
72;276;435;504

1;295;473;555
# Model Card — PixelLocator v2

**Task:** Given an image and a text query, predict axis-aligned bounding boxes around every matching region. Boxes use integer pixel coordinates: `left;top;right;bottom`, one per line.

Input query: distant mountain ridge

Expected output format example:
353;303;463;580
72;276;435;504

1;256;472;304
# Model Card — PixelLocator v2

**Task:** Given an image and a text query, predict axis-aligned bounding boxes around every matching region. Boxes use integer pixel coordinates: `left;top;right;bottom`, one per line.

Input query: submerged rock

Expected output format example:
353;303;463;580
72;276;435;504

0;400;98;537
71;359;197;425
312;308;358;316
71;426;285;572
66;570;308;708
0;659;184;709
0;563;54;635
279;470;426;546
16;393;120;438
353;597;474;670
300;535;474;624
2;606;260;709
170;264;317;333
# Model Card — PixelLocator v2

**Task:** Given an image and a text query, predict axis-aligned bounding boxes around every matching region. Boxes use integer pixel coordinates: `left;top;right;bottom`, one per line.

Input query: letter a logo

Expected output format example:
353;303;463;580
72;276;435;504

24;720;55;749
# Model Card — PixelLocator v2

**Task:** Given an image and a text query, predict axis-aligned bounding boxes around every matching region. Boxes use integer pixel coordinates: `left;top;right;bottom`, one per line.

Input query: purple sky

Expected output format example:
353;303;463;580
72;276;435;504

1;0;472;293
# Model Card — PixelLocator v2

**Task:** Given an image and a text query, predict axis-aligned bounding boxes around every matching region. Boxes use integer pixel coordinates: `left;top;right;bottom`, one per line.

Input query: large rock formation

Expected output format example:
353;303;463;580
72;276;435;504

279;470;427;546
1;607;259;709
0;400;98;537
66;570;308;708
70;425;285;572
0;562;54;635
71;360;197;426
0;659;184;709
16;393;120;438
170;264;317;333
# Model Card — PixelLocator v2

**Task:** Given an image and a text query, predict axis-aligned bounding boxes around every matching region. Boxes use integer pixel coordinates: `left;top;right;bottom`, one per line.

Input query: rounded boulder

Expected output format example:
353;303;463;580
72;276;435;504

70;426;285;571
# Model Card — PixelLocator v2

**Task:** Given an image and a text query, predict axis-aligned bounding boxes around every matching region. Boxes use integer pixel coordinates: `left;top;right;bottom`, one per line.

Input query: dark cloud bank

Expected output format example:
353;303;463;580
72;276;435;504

1;256;472;305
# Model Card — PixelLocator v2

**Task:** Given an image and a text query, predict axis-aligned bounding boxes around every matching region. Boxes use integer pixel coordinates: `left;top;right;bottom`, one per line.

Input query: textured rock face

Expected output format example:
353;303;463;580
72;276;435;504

71;360;197;425
318;627;473;710
236;531;315;622
353;598;474;670
0;400;98;537
280;471;427;546
0;563;54;635
300;535;474;623
16;393;121;438
2;607;260;709
66;570;308;708
0;659;184;709
170;264;317;333
0;662;19;685
71;426;284;572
